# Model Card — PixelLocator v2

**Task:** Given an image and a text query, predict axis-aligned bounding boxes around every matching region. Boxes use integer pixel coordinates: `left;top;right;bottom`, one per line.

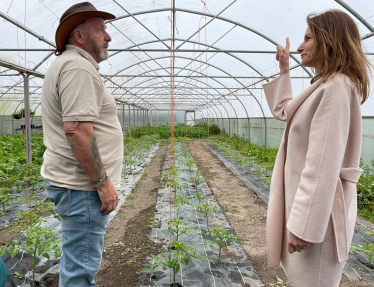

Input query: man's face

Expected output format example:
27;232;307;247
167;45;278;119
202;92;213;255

81;17;112;63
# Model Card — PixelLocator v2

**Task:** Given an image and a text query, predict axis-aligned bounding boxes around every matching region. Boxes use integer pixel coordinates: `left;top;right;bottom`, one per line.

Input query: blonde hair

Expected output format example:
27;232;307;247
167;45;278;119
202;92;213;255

307;9;372;104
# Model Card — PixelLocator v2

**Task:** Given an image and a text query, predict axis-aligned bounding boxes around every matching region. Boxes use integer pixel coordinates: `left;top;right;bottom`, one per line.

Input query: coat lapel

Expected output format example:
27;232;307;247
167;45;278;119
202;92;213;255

285;79;322;122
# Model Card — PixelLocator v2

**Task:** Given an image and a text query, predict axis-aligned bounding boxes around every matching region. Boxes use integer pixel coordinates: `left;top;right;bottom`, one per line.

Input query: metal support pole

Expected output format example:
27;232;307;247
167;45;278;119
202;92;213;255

22;73;32;164
133;106;135;130
122;104;125;134
128;105;131;135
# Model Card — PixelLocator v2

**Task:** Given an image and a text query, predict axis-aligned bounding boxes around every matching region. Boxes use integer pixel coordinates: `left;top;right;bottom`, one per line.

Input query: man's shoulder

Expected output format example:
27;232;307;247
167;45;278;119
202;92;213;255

50;49;98;77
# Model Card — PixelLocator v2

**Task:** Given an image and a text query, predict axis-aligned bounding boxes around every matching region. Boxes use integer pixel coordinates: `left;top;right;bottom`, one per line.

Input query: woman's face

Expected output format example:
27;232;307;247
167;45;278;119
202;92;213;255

297;27;316;67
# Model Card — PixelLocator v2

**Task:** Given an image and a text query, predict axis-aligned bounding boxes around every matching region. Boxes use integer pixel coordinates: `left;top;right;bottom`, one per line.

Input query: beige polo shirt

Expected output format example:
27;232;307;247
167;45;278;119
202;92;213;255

41;45;123;190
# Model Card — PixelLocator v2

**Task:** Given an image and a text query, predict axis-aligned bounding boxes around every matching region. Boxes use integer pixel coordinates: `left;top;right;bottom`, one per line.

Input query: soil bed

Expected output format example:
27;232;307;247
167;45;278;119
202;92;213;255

188;140;372;287
95;142;167;287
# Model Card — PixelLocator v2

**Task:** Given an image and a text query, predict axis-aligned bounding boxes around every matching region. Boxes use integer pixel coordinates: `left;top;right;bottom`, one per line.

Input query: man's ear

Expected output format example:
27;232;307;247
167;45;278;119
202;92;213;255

73;27;86;45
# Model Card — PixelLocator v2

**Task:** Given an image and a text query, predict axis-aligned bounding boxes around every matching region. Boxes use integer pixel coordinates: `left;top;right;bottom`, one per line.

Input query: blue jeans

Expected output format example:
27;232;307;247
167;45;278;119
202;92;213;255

47;184;110;287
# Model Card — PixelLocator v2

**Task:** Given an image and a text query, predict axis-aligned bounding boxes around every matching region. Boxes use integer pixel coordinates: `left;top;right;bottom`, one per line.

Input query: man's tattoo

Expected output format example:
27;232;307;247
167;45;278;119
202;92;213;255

90;134;103;177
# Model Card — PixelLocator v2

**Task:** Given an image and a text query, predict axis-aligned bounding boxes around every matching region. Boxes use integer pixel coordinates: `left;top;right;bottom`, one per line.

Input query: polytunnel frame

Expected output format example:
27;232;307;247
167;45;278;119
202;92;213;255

113;69;241;136
114;75;233;136
0;0;373;151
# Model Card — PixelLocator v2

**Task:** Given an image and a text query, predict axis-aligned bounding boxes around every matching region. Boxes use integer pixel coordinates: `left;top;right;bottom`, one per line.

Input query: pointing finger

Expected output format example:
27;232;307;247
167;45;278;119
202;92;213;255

285;37;290;52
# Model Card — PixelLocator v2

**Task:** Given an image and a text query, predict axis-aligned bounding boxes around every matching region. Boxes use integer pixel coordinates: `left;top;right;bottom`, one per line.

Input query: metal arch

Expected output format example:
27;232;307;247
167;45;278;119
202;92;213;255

112;0;170;50
335;0;374;32
116;63;264;142
194;103;222;128
119;66;251;141
106;8;313;77
123;76;232;121
121;67;242;137
198;107;217;129
108;22;172;90
122;77;229;122
107;38;265;82
106;54;261;130
119;75;233;123
0;11;55;47
101;74;157;110
117;68;240;121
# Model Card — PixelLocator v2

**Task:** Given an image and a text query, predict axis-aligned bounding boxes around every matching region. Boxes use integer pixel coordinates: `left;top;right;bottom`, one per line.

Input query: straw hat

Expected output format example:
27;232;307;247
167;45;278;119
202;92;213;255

55;2;115;55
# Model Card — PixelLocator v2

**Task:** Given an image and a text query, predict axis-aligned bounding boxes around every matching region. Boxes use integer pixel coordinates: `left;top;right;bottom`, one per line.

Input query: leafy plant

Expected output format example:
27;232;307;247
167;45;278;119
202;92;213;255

197;202;221;229
204;225;247;263
350;229;374;267
142;241;204;286
357;159;374;220
11;201;58;232
0;220;61;286
162;165;182;193
193;169;205;192
0;187;19;215
12;108;35;119
186;158;197;173
161;218;198;241
188;192;207;205
172;195;191;218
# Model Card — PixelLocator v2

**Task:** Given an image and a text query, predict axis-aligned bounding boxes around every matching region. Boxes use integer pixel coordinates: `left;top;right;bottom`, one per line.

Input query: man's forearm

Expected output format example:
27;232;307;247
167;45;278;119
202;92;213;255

64;121;105;183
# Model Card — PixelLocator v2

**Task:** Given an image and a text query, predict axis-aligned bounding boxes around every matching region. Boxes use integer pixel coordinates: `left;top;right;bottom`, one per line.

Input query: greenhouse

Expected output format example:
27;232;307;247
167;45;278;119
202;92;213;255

0;0;373;286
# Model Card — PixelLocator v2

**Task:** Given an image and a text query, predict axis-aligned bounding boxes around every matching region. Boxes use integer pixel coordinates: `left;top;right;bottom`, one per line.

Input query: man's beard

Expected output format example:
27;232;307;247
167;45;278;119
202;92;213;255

86;38;109;62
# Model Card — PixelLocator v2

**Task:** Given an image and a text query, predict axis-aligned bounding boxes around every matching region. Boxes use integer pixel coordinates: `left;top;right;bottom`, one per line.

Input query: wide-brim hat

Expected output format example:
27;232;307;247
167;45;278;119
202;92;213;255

55;2;115;55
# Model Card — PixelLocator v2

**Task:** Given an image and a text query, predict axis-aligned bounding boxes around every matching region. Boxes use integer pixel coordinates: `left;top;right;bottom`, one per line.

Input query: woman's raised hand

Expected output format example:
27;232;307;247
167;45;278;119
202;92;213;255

276;37;290;75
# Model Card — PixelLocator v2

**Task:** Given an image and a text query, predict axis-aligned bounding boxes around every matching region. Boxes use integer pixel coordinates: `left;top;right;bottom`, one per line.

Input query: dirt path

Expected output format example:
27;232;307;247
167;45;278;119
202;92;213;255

96;143;167;287
188;140;370;287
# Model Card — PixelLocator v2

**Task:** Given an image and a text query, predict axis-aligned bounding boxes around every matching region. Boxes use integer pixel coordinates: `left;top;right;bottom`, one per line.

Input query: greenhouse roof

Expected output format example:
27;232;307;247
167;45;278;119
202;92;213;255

0;0;373;118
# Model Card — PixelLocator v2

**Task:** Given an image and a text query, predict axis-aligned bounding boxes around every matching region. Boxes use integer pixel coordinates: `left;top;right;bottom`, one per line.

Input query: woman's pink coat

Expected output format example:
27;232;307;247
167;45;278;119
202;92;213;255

263;73;363;287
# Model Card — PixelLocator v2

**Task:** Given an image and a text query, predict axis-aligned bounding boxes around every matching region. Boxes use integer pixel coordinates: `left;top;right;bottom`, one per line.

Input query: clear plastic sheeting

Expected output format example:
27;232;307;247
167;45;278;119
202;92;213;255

0;0;373;117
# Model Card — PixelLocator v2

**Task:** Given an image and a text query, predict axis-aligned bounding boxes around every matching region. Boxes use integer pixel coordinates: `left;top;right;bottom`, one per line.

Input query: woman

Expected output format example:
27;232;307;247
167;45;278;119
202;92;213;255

263;10;371;287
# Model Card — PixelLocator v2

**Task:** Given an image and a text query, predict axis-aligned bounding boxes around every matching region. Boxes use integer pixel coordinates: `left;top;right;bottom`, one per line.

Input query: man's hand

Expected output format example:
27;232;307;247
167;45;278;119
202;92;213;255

288;231;310;253
64;121;118;216
96;178;118;216
276;37;290;75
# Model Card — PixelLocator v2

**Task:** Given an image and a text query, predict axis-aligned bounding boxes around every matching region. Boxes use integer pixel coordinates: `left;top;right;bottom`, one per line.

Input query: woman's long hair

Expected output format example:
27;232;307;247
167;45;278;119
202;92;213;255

307;10;372;103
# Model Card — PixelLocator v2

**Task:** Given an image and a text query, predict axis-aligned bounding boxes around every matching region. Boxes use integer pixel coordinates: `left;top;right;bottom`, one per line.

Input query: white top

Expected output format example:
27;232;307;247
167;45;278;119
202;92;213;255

41;45;123;190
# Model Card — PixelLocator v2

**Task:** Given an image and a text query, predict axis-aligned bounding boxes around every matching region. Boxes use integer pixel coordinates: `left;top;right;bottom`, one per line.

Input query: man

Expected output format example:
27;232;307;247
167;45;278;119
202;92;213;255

41;2;123;286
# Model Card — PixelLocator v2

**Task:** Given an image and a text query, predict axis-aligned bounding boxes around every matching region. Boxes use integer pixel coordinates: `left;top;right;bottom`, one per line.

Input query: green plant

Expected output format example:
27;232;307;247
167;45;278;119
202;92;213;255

186;158;197;173
193;169;205;192
188;192;207;205
162;218;198;241
12;108;35;119
350;242;374;267
0;220;61;286
172;195;191;218
162;165;182;193
142;241;204;286
11;201;58;232
357;159;374;220
0;188;19;215
350;229;374;267
197;202;221;228
204;225;247;263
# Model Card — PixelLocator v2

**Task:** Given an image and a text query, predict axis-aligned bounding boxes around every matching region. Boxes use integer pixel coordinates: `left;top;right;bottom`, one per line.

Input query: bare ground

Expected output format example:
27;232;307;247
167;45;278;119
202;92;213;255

188;140;371;287
96;143;167;287
2;140;372;287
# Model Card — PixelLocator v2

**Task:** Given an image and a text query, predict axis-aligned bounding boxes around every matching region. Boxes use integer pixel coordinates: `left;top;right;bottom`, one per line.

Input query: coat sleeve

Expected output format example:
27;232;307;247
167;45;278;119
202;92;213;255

262;73;293;121
286;76;352;243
